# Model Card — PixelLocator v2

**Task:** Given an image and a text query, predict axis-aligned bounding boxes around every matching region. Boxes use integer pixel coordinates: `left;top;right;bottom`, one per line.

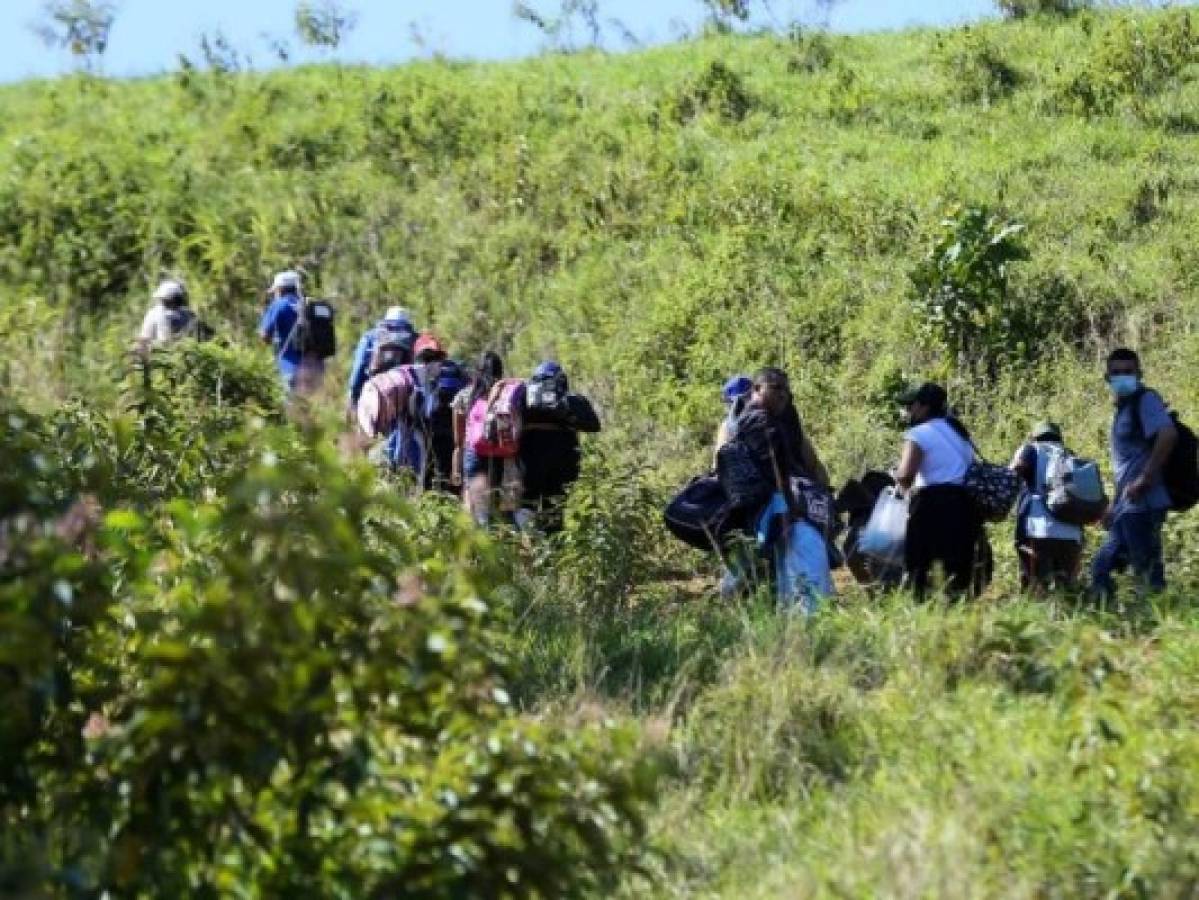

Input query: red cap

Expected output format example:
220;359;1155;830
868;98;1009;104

413;334;447;362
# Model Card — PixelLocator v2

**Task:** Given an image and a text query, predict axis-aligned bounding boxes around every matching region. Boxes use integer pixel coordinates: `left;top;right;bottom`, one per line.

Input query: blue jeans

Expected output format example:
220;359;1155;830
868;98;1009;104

1090;509;1166;600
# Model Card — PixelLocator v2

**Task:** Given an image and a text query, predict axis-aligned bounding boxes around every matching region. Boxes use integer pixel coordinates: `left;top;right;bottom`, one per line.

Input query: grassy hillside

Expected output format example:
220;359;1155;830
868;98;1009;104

4;6;1199;896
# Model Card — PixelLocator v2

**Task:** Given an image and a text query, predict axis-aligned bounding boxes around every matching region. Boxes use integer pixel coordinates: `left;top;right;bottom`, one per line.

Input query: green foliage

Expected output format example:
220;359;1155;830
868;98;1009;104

554;443;664;612
995;0;1092;18
0;402;659;896
934;28;1022;104
669;60;758;124
1061;9;1199;114
3;9;1199;896
294;0;358;53
909;205;1033;369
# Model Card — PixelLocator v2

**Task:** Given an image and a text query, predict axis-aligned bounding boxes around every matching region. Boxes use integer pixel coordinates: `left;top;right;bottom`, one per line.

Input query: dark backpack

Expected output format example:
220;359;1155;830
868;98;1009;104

369;325;415;375
1131;389;1199;513
663;476;744;553
158;302;195;339
526;370;569;415
299;298;337;359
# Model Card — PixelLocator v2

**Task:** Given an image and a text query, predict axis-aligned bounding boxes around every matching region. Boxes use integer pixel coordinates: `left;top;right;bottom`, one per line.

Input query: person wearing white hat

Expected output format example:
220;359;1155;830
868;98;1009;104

135;279;196;351
259;269;325;394
345;304;419;413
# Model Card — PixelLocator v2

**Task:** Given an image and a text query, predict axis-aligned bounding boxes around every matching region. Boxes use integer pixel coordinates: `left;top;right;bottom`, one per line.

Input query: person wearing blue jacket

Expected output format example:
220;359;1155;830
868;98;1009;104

346;306;418;414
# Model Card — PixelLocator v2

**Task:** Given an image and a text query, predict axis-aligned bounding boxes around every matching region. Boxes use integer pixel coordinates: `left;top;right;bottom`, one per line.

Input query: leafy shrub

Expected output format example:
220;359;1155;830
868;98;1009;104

555;443;664;612
908;205;1032;369
996;0;1092;18
786;27;834;75
1061;10;1199;114
934;28;1022;104
669;61;758;124
0;407;661;897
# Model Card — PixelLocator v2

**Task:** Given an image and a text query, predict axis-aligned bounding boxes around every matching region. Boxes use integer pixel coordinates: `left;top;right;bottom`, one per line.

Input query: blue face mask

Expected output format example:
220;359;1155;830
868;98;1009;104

1108;374;1139;398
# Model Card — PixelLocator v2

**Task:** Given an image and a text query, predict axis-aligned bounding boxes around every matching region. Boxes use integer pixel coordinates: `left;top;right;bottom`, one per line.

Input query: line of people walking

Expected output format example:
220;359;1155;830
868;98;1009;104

133;275;1196;602
135;271;603;532
669;350;1197;612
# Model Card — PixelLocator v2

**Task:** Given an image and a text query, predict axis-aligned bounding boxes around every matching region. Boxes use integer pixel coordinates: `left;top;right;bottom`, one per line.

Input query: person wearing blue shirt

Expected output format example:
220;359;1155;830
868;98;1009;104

346;306;418;413
1091;348;1178;600
258;270;324;394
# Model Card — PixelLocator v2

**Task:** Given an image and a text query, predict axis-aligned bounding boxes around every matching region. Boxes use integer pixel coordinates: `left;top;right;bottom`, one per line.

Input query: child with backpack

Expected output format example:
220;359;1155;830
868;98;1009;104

1091;349;1194;601
1010;422;1105;595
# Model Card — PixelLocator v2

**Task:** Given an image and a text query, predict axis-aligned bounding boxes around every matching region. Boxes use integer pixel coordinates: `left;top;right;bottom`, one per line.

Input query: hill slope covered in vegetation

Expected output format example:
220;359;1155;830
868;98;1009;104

4;6;1199;896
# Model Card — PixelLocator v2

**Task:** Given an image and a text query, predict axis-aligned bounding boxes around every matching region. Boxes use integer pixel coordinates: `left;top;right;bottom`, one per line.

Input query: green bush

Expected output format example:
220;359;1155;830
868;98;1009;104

934;28;1022;104
996;0;1092;19
908;205;1031;370
0;406;660;897
1061;10;1199;114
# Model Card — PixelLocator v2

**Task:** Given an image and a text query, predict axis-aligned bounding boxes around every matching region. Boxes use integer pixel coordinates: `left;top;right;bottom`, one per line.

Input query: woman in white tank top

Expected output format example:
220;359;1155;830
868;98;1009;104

894;382;985;599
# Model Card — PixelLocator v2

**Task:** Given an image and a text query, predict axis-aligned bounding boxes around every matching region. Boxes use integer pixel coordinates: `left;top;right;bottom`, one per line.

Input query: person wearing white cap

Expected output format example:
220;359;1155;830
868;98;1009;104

259;269;326;394
346;304;419;413
135;279;196;351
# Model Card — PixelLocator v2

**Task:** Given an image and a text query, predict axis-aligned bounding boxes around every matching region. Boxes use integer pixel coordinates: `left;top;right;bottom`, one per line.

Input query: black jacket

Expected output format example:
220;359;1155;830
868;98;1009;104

520;394;601;504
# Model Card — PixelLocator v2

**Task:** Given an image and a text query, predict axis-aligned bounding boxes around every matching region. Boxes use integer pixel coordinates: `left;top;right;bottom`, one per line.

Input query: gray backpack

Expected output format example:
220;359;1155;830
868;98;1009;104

1042;444;1106;526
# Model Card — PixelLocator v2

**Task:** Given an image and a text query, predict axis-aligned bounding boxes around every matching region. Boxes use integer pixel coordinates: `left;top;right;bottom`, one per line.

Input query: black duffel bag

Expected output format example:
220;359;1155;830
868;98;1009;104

664;475;743;552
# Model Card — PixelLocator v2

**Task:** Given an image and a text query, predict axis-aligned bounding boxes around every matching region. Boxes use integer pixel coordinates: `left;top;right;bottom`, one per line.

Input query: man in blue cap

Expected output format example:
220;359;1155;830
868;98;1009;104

518;360;601;532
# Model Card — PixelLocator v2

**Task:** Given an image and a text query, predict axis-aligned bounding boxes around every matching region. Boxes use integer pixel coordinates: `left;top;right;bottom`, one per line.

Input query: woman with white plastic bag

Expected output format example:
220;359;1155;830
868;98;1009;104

893;382;987;600
856;487;909;570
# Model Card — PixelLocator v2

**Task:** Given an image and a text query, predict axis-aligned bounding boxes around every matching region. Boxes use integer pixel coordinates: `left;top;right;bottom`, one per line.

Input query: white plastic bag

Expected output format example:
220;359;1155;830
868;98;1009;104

857;487;909;565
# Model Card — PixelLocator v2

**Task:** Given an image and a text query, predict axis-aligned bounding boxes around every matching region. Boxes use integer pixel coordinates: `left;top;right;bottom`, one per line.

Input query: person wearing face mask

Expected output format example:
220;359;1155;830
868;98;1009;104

893;382;982;600
1091;348;1178;600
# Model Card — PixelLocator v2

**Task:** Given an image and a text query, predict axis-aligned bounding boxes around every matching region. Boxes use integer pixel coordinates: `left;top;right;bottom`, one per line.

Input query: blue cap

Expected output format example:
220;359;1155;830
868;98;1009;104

533;360;563;379
722;375;753;403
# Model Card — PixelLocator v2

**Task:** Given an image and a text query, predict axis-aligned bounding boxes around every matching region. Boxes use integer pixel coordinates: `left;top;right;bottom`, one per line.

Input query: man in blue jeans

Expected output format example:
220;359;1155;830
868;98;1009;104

1091;348;1178;600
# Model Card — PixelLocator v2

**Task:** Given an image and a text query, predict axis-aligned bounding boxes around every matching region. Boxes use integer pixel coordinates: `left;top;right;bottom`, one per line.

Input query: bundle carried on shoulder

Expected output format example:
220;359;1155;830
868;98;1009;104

357;366;417;439
467;378;526;458
663;475;742;552
715;407;777;512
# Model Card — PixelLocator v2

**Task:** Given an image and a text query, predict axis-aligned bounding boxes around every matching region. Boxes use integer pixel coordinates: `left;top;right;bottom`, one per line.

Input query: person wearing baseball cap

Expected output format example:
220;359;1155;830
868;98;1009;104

1010;420;1083;594
135;278;197;351
346;305;419;412
894;381;984;599
259;270;315;393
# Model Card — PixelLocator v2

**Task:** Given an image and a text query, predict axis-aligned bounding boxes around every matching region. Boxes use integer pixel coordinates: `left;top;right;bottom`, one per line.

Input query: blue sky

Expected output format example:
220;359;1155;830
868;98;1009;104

0;0;996;83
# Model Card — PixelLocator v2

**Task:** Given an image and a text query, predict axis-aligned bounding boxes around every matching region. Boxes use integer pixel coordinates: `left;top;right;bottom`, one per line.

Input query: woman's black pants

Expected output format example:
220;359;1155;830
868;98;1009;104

905;484;982;600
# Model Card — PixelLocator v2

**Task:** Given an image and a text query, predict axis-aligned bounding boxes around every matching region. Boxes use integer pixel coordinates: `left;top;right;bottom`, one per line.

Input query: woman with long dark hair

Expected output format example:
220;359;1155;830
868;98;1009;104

453;351;511;525
894;382;982;599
